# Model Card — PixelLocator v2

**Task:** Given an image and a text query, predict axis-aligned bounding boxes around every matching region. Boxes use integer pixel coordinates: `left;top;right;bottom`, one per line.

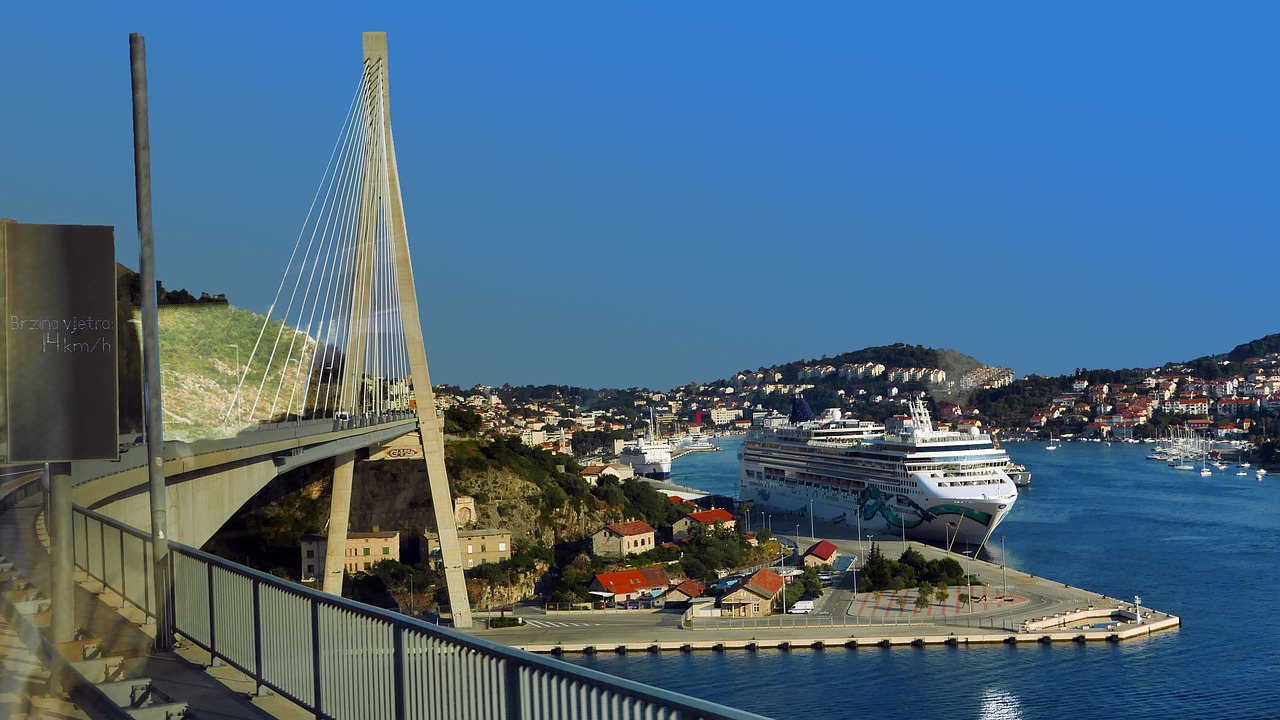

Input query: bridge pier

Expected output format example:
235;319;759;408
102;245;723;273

322;451;357;596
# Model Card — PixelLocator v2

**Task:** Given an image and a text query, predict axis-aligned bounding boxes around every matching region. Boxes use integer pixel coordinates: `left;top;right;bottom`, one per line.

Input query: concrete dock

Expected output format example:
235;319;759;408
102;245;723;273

471;524;1181;653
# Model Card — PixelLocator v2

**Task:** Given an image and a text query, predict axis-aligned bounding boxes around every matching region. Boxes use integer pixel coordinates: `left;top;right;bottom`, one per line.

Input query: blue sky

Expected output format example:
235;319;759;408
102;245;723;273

3;3;1277;390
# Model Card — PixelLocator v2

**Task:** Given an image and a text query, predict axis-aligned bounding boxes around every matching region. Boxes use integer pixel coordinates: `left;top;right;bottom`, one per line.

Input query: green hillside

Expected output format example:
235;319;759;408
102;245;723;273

154;303;315;440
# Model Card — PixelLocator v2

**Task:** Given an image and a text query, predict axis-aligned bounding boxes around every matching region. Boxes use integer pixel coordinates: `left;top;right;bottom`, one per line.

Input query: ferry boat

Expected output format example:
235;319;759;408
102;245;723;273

678;433;719;452
1006;463;1032;488
740;396;1017;547
619;437;673;480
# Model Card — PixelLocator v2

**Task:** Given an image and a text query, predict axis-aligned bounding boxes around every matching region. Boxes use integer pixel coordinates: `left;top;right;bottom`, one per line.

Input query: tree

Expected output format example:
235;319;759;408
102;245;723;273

934;585;950;607
444;406;483;435
873;590;883;607
914;591;930;612
959;592;970;610
895;596;907;611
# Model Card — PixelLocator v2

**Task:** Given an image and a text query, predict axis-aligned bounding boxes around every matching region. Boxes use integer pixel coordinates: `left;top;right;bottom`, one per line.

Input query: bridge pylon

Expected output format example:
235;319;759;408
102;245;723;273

352;31;472;628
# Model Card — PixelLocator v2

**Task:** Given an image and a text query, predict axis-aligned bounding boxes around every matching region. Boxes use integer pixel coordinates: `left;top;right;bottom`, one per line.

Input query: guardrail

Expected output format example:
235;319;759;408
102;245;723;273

72;504;770;720
0;476;135;720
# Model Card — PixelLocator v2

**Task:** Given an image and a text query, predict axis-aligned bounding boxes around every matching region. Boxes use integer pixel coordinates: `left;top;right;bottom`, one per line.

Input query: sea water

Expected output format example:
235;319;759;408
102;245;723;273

567;437;1280;719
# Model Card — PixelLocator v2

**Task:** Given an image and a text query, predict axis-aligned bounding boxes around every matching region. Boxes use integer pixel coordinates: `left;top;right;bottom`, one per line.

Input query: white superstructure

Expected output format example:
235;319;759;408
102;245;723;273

740;397;1017;547
620;437;673;480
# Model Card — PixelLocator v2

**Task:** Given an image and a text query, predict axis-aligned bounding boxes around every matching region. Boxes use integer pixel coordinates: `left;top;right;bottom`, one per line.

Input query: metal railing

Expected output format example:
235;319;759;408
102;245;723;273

71;504;770;720
0;477;135;720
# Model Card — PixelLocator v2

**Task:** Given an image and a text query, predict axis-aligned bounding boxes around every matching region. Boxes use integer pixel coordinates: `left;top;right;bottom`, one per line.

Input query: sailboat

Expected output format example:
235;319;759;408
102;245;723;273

1199;456;1213;477
1045;433;1059;451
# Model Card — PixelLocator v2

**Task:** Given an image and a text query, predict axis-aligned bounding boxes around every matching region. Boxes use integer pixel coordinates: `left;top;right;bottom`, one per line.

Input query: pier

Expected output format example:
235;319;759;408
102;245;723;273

472;532;1181;653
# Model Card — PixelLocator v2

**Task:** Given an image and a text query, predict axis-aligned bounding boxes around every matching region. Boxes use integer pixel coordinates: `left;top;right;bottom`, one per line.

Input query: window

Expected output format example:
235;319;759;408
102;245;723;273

498;542;507;552
467;544;473;554
306;564;314;575
753;603;760;613
364;561;371;570
481;545;486;553
306;549;315;558
467;559;474;568
382;547;390;555
363;547;370;557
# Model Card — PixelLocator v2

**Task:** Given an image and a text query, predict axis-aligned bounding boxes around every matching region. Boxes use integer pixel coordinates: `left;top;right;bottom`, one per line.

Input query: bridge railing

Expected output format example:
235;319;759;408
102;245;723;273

71;504;769;720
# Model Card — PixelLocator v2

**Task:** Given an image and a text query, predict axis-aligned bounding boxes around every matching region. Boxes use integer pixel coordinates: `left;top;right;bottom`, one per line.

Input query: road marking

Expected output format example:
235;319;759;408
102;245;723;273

523;620;602;628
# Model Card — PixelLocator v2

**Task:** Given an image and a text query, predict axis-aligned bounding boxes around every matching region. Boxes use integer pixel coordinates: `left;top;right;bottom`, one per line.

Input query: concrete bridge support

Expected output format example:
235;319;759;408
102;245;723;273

323;451;356;595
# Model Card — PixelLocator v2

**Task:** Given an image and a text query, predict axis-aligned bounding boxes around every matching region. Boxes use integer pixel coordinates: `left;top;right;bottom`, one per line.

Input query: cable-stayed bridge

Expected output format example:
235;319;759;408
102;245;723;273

0;32;765;720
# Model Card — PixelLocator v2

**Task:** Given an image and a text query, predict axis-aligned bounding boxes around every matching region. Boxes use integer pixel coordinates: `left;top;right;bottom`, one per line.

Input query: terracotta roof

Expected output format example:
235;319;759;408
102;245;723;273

666;579;706;599
804;540;839;561
737;568;784;598
580;465;610;475
604;521;656;537
687;509;735;526
593;567;671;595
639;566;671;587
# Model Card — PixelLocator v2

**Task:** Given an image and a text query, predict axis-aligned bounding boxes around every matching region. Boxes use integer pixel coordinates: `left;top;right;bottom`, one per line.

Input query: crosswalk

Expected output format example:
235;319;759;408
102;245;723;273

521;620;602;629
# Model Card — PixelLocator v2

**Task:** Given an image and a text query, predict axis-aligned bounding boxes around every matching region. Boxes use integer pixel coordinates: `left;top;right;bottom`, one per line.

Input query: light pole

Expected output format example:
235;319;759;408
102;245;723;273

1000;535;1007;597
809;498;815;540
856;509;863;553
963;550;974;614
795;524;800;563
227;343;240;424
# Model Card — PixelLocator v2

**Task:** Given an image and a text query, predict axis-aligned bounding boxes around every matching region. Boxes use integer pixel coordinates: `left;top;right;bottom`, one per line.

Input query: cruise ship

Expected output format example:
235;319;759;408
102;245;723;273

620;437;673;480
740;397;1017;548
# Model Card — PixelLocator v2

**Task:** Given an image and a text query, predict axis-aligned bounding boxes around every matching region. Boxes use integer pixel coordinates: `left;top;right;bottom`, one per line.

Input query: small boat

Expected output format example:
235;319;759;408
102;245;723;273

1236;471;1248;476
1258;469;1268;479
1045;434;1059;451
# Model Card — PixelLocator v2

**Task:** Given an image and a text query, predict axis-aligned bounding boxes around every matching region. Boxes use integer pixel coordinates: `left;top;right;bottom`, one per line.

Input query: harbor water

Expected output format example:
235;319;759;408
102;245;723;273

566;437;1280;719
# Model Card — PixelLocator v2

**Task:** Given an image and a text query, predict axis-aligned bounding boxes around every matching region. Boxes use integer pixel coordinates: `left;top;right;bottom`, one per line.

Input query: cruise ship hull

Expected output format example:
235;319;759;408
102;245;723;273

741;472;1011;548
739;398;1017;550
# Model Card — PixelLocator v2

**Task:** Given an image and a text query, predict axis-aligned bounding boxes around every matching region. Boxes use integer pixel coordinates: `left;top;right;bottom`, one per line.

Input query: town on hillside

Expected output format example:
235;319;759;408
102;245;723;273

264;341;1280;619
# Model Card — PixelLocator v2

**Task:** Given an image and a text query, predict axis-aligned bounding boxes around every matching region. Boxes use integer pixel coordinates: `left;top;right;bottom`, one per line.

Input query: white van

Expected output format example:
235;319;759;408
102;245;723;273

788;599;814;614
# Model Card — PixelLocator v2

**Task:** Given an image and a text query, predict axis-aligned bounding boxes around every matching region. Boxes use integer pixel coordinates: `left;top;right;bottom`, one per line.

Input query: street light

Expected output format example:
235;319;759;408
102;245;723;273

962;550;974;614
809;498;815;540
1000;535;1007;598
856;508;863;553
227;343;240;424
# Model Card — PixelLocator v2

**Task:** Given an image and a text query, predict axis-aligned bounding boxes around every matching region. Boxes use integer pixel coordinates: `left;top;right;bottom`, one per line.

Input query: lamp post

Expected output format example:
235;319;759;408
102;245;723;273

856;509;863;553
963;550;974;614
1000;535;1007;597
809;498;815;540
795;524;800;564
227;343;240;424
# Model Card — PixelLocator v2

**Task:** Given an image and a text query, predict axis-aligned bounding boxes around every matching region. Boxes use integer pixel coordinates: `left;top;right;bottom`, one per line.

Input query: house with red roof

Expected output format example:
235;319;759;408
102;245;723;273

589;567;671;602
801;540;840;568
656;579;706;608
591;521;656;559
719;569;784;617
672;508;737;541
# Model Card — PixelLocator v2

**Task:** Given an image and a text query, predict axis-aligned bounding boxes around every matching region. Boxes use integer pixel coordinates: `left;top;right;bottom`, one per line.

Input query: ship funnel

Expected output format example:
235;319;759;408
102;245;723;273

789;395;816;423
